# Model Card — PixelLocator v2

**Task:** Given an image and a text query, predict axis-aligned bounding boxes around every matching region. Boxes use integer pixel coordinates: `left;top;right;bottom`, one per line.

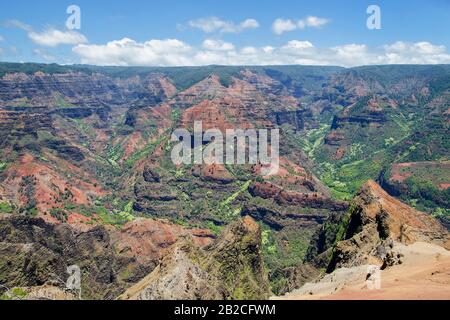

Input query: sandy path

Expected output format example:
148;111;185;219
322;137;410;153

276;242;450;300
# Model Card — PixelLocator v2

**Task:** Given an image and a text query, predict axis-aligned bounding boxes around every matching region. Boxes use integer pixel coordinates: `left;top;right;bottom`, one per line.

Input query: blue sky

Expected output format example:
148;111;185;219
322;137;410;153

0;0;449;66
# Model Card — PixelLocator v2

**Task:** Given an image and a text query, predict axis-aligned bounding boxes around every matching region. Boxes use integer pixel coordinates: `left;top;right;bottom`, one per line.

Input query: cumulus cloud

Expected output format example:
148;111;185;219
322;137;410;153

299;16;330;28
28;28;87;47
188;17;259;33
273;16;330;35
272;19;297;35
7;20;87;47
72;38;450;67
73;38;193;66
282;40;314;50
382;41;450;64
202;39;235;51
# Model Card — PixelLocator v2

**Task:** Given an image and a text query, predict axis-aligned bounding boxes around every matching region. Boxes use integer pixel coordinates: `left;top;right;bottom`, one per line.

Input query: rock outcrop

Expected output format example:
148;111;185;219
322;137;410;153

120;216;271;300
328;180;449;271
0;215;214;299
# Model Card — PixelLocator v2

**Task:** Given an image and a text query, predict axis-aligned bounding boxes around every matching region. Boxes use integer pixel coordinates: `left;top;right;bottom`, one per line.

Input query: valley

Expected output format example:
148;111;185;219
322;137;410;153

0;63;448;300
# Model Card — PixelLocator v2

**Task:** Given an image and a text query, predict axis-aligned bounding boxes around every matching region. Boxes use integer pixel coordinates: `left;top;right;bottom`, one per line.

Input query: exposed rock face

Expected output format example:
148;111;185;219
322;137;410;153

240;69;288;96
244;182;348;230
118;241;223;300
0;72;175;109
277;181;450;298
249;180;337;206
328;180;449;271
242;203;329;230
0;215;214;299
116;74;177;106
0;153;104;216
275;190;348;211
330;96;391;130
0;216;132;299
381;161;450;228
204;216;270;299
276;263;321;295
0;72;123;107
271;110;307;131
142;166;161;183
120;216;271;300
0;107;53;132
1;284;76;300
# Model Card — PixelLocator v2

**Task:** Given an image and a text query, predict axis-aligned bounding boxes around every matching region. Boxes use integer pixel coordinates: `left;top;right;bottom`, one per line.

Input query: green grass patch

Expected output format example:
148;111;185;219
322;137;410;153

0;202;13;214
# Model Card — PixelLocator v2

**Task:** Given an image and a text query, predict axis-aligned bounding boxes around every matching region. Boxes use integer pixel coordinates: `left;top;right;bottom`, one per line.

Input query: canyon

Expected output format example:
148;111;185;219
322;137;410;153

0;63;448;300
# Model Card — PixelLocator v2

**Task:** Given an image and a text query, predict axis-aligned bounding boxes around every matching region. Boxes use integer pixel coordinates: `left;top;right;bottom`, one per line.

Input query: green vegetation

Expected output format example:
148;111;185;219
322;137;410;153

49;208;68;222
261;224;315;295
0;62;77;77
107;144;125;167
295;124;330;160
171;108;181;122
0;287;28;300
53;93;75;108
125;136;165;168
321;159;383;200
404;176;450;210
218;180;251;220
71;118;96;139
0;202;13;214
205;221;223;236
65;199;135;227
432;207;450;220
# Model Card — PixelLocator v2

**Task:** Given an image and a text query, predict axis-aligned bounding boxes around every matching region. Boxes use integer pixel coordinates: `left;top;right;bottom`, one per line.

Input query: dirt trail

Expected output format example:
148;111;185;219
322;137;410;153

276;242;450;300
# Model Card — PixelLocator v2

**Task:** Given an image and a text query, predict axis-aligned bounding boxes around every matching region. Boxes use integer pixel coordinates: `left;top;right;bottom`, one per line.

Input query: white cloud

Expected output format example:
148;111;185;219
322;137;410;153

7;20;87;47
28;28;87;47
273;16;330;34
240;19;260;30
202;39;235;51
301;16;330;28
73;38;193;66
6;20;33;32
0;35;4;42
330;44;375;66
241;46;258;55
382;41;450;64
188;17;259;33
72;38;450;67
272;19;297;35
262;46;275;54
283;40;314;50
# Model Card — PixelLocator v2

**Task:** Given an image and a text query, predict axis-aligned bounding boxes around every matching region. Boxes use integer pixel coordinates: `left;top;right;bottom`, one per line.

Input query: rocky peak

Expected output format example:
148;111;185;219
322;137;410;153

353;180;448;245
120;216;271;300
328;180;449;270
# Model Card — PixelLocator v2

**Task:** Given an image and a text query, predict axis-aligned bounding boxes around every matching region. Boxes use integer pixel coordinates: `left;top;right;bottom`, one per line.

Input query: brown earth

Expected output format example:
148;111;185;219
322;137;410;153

277;242;450;300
